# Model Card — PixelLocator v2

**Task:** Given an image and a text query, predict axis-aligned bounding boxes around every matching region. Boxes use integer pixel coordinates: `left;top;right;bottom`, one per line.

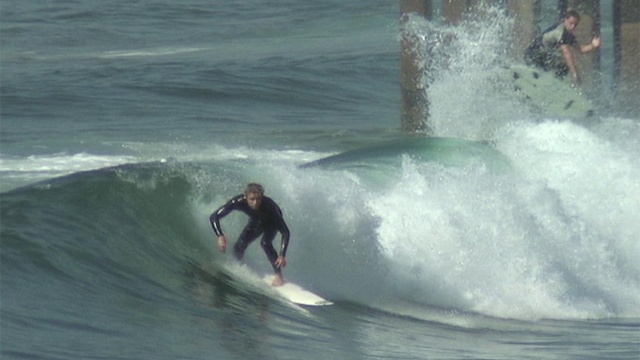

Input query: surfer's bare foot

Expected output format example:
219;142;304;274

271;274;284;287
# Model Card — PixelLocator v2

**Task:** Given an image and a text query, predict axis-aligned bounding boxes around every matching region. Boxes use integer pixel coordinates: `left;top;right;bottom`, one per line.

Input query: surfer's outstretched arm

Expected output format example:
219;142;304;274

560;44;580;86
209;195;245;252
273;205;290;284
209;212;227;252
209;195;243;236
276;216;290;258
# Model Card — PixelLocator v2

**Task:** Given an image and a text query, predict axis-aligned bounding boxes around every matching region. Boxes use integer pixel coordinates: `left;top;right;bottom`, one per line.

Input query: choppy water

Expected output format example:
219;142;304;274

2;1;639;359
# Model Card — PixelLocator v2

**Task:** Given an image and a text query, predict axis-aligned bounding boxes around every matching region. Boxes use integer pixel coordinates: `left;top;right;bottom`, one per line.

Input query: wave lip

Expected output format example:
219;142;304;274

0;153;137;192
301;136;512;172
98;47;204;59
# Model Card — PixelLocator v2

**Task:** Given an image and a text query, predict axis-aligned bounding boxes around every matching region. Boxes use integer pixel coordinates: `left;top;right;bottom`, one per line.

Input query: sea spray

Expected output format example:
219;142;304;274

368;150;639;320
401;4;524;141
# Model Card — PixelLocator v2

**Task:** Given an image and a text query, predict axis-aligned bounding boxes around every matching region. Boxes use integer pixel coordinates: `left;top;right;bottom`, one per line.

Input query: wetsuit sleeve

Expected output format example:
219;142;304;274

272;201;290;257
277;216;290;257
209;195;243;237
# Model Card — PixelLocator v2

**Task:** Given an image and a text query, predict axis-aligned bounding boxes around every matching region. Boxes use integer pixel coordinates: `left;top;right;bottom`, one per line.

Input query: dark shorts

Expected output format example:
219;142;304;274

524;45;569;78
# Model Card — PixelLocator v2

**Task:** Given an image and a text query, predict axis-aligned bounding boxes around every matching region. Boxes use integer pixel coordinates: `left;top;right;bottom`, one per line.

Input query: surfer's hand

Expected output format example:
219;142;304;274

217;236;227;252
274;256;286;268
591;36;601;49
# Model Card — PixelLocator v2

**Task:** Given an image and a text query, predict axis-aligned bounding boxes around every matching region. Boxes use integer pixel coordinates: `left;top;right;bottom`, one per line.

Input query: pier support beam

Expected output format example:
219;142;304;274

615;0;640;113
507;1;537;60
400;0;431;133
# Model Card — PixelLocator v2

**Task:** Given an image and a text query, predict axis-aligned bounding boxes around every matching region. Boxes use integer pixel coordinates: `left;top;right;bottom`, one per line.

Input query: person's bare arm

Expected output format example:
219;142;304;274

561;44;580;86
580;36;601;53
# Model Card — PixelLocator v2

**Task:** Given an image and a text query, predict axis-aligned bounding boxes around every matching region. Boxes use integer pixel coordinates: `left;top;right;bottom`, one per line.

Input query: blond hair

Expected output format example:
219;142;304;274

244;183;264;197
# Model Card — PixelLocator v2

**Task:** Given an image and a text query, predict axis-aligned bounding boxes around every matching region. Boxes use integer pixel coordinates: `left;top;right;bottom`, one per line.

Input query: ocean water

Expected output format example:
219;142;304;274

1;1;639;359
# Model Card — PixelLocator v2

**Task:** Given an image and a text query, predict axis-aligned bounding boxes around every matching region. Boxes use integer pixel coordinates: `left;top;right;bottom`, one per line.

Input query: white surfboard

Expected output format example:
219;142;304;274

504;65;596;119
263;275;333;306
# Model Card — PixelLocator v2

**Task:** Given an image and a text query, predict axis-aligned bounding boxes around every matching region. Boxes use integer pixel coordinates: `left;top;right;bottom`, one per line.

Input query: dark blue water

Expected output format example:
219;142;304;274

2;1;639;359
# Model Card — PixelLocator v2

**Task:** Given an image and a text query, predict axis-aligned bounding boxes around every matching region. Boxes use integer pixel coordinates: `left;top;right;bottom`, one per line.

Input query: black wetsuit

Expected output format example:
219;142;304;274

210;194;290;273
524;22;577;77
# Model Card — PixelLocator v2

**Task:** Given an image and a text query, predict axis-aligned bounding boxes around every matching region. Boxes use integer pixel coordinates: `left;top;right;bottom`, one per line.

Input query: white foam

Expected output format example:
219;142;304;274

0;153;137;192
98;47;203;59
360;121;640;320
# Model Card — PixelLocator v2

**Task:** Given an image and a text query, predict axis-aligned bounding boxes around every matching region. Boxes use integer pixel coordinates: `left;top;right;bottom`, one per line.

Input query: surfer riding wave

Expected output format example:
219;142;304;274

210;183;290;287
524;9;601;86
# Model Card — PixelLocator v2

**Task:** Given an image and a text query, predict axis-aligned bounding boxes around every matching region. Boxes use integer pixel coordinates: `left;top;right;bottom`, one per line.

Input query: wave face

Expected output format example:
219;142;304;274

3;134;639;332
1;163;199;309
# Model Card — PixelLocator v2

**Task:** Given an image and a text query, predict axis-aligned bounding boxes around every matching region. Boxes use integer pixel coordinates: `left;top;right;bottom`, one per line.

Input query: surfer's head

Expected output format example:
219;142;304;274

245;183;264;210
563;10;580;32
